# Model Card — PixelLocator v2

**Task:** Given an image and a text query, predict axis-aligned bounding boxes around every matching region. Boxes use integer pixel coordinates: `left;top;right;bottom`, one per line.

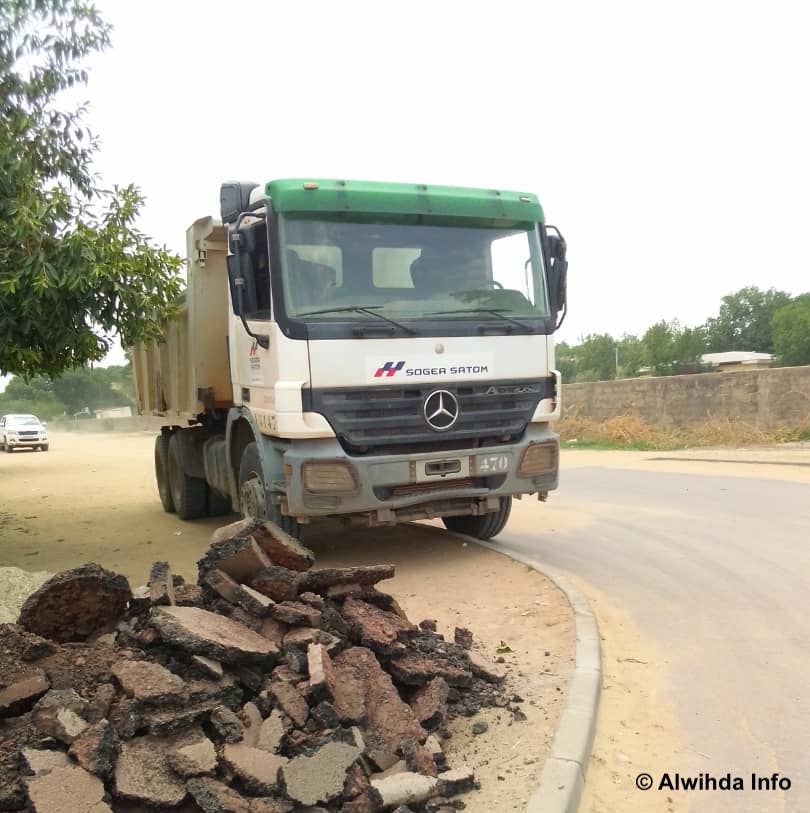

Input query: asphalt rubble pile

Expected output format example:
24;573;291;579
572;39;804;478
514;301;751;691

0;518;519;813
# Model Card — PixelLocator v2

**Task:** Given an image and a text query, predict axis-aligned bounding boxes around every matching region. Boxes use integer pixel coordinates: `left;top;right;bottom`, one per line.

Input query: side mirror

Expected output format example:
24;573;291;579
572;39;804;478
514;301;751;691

220;181;259;224
555;260;568;313
546;227;568;325
228;213;270;350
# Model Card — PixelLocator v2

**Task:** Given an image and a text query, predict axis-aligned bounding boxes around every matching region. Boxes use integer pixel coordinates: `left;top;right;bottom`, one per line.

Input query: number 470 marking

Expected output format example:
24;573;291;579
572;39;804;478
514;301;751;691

478;455;509;473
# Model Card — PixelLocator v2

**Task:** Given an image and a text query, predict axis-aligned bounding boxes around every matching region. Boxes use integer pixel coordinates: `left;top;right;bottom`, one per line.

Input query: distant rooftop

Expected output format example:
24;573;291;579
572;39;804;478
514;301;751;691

701;351;774;365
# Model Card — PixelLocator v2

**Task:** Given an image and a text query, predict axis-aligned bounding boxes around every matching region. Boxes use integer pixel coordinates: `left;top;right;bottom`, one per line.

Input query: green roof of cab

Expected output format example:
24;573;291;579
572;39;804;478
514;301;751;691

264;178;544;223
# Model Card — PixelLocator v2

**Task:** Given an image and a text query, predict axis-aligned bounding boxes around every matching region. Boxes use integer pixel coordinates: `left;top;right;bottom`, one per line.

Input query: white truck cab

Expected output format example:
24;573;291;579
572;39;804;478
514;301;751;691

134;179;568;540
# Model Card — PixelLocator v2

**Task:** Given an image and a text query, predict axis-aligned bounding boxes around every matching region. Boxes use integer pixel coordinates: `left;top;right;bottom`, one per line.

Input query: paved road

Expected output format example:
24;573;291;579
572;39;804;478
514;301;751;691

501;452;810;813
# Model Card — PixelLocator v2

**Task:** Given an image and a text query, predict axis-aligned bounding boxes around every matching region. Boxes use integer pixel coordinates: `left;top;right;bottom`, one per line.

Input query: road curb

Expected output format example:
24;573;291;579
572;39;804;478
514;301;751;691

448;533;601;813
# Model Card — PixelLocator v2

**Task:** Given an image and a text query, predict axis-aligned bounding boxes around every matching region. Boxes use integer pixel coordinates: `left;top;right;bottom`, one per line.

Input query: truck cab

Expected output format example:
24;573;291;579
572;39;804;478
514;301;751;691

134;179;568;540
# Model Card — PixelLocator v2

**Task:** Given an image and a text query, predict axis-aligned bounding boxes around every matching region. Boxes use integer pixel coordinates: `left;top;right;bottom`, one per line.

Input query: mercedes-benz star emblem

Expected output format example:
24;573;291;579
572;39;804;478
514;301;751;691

423;390;459;431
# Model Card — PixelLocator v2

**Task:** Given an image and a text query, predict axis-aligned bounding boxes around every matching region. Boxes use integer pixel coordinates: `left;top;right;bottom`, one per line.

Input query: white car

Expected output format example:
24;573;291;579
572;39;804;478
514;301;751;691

0;414;49;452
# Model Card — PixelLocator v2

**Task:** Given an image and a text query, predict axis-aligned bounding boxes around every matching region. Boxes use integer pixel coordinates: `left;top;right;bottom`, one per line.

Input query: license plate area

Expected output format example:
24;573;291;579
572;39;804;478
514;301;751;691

417;457;470;482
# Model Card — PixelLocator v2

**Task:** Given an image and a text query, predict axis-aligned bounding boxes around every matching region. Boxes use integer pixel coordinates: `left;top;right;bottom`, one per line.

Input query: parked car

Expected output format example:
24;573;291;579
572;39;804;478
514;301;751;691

0;414;49;452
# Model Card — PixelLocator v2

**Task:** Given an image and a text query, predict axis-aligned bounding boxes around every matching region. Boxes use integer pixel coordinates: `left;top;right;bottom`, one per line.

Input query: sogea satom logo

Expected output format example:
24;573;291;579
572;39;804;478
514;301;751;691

374;361;405;378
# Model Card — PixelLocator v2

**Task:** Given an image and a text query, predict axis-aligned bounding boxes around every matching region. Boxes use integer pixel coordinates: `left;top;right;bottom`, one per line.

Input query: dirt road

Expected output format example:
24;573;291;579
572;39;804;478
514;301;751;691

0;431;574;813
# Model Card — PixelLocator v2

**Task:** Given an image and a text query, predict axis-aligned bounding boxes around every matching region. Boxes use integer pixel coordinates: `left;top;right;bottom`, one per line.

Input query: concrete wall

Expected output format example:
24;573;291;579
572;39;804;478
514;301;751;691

562;365;810;431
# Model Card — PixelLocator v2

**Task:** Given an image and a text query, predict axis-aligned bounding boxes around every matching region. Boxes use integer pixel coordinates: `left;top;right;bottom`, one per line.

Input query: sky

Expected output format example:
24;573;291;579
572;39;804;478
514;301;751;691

4;0;810;390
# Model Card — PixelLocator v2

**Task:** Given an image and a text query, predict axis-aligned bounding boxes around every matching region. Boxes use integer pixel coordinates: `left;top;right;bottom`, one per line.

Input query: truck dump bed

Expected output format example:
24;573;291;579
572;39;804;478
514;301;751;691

133;217;233;420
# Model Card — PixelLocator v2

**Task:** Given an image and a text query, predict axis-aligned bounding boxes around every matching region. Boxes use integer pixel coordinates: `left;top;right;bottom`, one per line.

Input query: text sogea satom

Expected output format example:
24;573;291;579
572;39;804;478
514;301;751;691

658;773;791;791
406;366;488;376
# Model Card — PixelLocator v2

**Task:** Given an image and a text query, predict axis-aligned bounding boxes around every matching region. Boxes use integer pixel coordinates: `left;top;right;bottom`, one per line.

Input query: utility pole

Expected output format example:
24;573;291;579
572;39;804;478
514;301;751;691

615;346;619;379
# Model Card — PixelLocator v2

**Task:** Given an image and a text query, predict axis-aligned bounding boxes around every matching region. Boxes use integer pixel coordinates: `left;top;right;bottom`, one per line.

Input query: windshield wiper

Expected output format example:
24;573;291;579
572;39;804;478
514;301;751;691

296;305;416;335
427;308;535;333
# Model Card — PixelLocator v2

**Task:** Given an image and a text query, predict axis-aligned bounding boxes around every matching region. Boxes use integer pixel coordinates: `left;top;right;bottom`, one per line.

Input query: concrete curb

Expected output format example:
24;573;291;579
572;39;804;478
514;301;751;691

447;533;601;813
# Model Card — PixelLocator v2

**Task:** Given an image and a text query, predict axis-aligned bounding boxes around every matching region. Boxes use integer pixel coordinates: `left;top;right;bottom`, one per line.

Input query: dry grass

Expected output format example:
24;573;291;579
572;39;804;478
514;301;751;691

556;411;806;450
558;413;675;449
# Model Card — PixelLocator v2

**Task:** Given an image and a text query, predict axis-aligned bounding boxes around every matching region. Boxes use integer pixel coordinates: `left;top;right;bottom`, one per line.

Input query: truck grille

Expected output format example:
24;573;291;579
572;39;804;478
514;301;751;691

302;378;554;454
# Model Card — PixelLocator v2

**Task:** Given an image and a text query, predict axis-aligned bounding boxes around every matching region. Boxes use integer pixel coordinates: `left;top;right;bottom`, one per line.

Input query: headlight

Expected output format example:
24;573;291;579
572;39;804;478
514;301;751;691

302;461;359;494
518;442;558;477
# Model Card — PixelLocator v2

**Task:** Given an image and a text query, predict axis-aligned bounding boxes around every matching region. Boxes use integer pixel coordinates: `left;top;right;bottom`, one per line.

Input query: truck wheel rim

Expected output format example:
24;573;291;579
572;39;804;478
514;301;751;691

240;475;265;519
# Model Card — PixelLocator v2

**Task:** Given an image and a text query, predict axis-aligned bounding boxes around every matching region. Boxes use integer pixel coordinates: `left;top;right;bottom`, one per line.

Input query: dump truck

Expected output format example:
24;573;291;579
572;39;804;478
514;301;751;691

133;179;568;540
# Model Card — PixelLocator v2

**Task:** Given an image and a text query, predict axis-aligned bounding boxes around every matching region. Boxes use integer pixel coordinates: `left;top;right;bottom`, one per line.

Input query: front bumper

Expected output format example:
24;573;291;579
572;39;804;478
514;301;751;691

5;436;47;447
275;423;558;524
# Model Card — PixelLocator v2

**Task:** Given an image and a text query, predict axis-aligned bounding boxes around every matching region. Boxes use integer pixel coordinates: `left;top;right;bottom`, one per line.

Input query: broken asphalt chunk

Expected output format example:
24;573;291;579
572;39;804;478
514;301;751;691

32;688;89;743
150;606;279;665
114;733;192;806
222;743;288;794
68;719;117;778
281;739;363;806
169;736;218;777
25;762;113;813
198;537;272;585
111;658;188;705
298;565;395;594
388;653;473;688
210;518;314;572
148;561;175;606
408;677;450;732
0;668;50;718
340;598;415;656
249;565;301;602
17;563;132;643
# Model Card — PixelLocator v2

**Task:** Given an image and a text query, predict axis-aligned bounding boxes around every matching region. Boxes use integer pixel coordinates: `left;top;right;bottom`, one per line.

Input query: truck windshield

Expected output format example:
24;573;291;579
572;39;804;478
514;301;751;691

278;215;549;323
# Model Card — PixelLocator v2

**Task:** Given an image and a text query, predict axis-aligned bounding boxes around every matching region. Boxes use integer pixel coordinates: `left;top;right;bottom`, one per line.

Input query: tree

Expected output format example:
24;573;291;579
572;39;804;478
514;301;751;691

555;341;578;383
0;375;63;418
771;294;810;367
0;1;182;379
3;375;54;402
2;365;131;414
51;368;128;413
643;321;677;375
616;334;644;378
93;363;135;403
673;325;707;365
575;334;617;381
704;287;791;353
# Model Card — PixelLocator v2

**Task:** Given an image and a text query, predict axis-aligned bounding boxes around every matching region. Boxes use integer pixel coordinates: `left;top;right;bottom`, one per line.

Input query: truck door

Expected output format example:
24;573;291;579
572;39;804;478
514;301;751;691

227;219;273;400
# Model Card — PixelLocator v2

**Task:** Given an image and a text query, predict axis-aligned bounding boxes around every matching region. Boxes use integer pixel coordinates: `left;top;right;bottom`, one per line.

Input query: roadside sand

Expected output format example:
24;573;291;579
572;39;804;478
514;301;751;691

572;580;687;813
0;431;574;812
0;566;50;623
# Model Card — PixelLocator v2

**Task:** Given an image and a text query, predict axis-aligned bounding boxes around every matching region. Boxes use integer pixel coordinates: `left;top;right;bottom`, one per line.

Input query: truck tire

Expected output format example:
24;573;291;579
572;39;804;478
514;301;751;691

238;442;302;539
168;432;208;520
442;496;512;540
154;433;175;513
207;486;233;517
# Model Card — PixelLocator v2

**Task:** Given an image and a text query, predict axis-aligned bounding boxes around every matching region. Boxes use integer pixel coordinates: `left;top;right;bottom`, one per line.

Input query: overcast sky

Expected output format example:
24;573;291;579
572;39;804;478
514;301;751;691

5;0;810;387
